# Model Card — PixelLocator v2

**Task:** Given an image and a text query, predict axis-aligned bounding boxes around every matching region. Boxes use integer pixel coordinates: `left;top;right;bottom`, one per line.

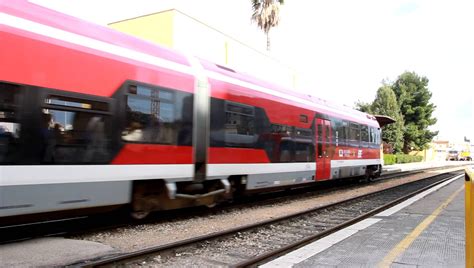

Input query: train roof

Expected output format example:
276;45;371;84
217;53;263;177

2;0;379;127
199;58;379;126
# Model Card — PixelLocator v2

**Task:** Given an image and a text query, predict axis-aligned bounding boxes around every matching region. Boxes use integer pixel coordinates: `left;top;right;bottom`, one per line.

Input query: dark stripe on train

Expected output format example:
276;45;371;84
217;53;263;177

0;204;34;210
58;199;90;204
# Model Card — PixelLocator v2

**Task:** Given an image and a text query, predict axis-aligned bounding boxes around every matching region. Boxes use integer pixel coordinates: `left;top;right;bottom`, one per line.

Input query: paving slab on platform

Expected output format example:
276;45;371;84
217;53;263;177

264;175;465;268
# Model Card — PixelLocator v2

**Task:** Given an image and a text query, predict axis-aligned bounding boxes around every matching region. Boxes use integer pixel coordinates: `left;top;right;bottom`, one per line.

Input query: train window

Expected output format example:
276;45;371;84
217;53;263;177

131;85;150;96
325;123;331;157
349;123;360;141
278;140;291;162
210;98;314;162
369;127;376;143
369;127;373;143
123;84;193;145
295;142;311;162
226;102;254;116
41;94;111;164
294;128;313;162
0;83;21;164
299;114;308;123
224;102;256;148
377;128;381;144
325;124;330;141
295;128;312;137
271;124;293;135
344;122;349;141
336;121;348;145
343;121;349;140
361;125;369;142
317;124;323;158
46;95;108;111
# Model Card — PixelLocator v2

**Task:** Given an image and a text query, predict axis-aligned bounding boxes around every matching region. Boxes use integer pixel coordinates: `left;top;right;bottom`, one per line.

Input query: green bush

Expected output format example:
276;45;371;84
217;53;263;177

384;154;396;165
395;154;423;164
383;154;423;165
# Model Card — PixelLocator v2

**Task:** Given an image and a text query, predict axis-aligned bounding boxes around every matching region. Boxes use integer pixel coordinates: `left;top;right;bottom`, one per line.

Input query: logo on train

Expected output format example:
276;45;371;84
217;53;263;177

339;149;354;157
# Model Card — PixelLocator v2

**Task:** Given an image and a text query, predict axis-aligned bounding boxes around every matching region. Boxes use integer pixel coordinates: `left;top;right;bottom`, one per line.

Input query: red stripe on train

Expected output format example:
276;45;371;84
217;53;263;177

112;144;193;164
111;145;271;164
1;30;194;96
208;148;271;163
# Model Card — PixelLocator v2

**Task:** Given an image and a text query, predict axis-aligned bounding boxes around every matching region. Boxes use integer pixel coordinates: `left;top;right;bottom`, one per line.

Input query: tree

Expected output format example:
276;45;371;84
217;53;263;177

251;0;284;51
355;100;373;114
391;71;438;153
371;86;404;153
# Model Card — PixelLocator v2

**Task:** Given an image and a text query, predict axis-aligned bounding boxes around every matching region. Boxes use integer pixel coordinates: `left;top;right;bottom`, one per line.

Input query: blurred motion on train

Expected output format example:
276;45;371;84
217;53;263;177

0;1;383;221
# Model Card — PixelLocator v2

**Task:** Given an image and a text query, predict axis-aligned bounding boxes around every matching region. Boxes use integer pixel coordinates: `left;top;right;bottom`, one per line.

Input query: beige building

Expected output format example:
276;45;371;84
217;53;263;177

410;140;449;161
431;140;449;161
410;140;473;162
109;9;297;89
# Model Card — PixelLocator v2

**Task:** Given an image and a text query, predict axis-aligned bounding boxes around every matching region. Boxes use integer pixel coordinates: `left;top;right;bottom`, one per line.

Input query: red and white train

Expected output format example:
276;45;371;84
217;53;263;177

0;1;386;220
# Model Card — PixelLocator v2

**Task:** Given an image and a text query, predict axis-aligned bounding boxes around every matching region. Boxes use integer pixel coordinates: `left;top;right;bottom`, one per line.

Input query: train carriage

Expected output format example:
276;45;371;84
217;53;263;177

0;0;382;220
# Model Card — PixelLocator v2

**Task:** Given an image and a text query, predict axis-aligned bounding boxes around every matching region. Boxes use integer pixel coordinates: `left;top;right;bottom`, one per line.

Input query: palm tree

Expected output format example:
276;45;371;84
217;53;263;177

251;0;284;51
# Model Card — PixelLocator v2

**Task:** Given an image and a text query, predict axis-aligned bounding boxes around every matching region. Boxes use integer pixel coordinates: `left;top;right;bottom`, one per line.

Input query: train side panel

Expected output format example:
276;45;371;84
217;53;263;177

202;63;381;190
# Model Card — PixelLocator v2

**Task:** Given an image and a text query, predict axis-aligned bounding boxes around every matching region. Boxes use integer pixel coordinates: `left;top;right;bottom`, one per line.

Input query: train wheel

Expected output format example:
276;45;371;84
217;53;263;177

367;175;376;182
130;211;150;220
364;170;375;183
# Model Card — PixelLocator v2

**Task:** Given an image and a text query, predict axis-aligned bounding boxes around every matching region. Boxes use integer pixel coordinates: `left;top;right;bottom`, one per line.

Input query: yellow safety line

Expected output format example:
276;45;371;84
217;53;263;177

378;185;465;268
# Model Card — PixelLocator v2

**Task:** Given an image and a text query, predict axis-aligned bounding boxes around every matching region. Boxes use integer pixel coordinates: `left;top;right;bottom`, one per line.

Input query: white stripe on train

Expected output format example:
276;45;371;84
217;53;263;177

0;159;380;186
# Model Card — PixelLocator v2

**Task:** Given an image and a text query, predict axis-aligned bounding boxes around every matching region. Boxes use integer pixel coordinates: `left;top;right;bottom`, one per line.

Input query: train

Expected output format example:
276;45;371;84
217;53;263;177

0;1;388;221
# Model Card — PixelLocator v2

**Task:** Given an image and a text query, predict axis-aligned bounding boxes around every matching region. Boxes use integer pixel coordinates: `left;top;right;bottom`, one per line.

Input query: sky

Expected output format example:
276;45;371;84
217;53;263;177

32;0;474;143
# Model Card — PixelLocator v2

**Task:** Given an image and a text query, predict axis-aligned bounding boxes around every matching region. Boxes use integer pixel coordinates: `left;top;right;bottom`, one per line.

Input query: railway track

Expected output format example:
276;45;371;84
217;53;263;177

74;171;462;267
0;168;430;244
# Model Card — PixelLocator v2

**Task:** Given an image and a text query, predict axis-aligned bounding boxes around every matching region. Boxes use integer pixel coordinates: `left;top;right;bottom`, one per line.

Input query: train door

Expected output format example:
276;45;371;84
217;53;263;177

315;118;332;180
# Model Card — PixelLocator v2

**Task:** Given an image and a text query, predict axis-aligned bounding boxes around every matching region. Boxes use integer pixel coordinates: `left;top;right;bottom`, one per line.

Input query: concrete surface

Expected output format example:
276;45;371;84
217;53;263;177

382;160;469;173
264;174;465;267
0;237;117;267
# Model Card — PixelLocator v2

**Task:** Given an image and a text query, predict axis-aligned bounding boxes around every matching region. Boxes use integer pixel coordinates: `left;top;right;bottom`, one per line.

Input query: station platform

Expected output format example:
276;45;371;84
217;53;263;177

382;160;469;173
262;172;466;267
